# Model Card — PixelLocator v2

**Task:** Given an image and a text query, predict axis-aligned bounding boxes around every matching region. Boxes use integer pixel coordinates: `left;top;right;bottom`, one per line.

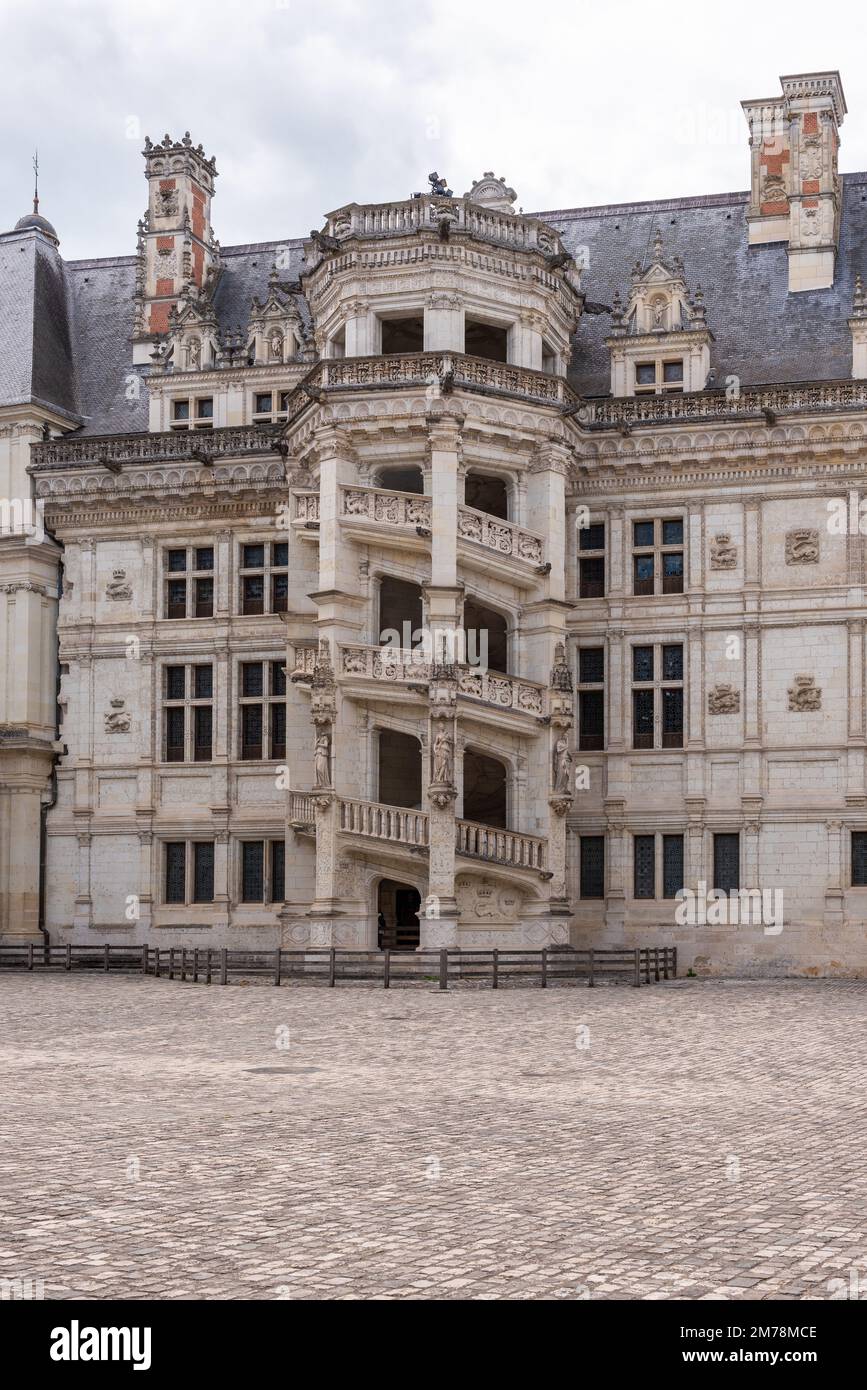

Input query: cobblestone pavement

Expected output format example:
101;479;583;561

1;974;866;1301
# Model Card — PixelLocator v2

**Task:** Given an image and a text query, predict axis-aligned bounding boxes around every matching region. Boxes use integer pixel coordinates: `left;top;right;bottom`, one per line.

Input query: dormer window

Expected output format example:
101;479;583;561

171;397;213;430
634;360;684;395
252;391;290;424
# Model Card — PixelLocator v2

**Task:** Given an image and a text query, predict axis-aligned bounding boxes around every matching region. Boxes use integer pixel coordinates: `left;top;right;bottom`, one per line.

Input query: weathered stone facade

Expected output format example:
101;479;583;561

4;73;867;974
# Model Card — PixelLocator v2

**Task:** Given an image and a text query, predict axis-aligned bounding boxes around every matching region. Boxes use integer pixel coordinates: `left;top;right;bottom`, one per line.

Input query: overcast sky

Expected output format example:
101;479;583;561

1;0;865;261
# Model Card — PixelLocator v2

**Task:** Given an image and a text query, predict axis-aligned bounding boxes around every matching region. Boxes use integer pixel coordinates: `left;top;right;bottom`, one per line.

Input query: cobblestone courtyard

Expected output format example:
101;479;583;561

1;974;865;1301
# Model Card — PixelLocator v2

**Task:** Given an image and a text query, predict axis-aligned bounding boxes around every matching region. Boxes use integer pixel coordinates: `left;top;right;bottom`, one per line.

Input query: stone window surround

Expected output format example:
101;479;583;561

237;536;289;617
628;635;686;750
250;388;291;425
236;655;287;762
161;838;215;906
235;837;286;905
161;544;215;620
168;395;214;430
161;660;214;764
631;513;686;597
630;831;685;901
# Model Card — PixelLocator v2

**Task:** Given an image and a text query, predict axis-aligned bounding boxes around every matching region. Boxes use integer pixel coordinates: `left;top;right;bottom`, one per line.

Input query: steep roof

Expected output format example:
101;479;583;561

0;229;78;420
540;173;867;396
5;178;867;434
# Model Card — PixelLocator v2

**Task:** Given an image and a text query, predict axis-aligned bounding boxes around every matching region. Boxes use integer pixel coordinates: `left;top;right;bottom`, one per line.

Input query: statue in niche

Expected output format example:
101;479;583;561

431;728;454;785
552;735;573;794
313;731;332;787
269;331;283;362
186;337;201;369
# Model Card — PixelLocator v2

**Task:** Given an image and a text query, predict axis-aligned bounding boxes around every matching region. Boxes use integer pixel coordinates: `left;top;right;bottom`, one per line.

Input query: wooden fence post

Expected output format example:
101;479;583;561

142;945;148;975
220;948;228;985
205;949;212;986
103;943;109;972
65;943;72;972
439;949;448;991
181;948;187;982
28;943;34;972
328;947;336;987
274;948;282;987
633;948;641;988
588;947;595;988
673;946;678;978
492;948;498;990
541;948;548;989
154;948;161;979
169;948;175;980
383;949;390;989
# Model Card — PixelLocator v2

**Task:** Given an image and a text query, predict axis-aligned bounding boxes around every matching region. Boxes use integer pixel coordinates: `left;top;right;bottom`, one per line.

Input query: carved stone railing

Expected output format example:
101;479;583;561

456;820;547;871
289;646;317;680
340;484;431;529
321;352;573;407
293;491;320;522
323;196;569;258
339;797;429;848
583;379;867;429
289;792;316;826
457;668;546;716
30;425;282;471
339;645;431;683
337;645;546;716
457;505;543;566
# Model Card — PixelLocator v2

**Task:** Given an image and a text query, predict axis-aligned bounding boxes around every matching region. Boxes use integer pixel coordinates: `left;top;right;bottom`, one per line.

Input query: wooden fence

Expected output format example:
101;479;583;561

0;943;676;989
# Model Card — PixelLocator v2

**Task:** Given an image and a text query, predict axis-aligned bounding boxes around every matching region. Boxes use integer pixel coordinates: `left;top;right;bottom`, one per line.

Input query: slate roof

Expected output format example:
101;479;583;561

3;177;867;434
538;172;867;397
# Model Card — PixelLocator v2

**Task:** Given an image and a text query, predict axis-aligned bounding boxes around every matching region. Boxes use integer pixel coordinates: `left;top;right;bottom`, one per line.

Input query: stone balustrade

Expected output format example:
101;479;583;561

340;484;431;529
290;646;317;680
339;645;431;682
322;196;569;258
289;792;316;825
318;351;572;407
30;425;280;470
339;797;429;848
456;668;546;716
584;378;867;429
293;492;320;522
336;644;546;716
457;505;543;566
455;820;548;871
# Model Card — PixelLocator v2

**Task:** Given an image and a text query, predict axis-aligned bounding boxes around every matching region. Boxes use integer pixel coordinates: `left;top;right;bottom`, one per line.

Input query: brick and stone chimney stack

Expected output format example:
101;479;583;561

132;132;219;362
742;71;846;292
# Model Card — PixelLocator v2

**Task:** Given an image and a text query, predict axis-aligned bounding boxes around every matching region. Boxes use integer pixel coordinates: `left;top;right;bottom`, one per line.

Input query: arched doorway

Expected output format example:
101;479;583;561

377;879;421;950
463;749;508;828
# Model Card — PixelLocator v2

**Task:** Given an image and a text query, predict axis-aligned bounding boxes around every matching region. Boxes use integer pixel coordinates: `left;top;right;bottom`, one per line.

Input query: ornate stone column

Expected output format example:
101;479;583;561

423;657;459;946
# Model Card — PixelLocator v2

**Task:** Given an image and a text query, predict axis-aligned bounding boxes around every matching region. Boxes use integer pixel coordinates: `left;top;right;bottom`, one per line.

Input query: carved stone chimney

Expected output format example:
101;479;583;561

742;71;846;293
850;274;867;379
132;133;220;362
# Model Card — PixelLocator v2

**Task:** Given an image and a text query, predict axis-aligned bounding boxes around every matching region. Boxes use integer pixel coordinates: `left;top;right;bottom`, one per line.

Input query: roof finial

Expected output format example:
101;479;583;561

32;149;39;215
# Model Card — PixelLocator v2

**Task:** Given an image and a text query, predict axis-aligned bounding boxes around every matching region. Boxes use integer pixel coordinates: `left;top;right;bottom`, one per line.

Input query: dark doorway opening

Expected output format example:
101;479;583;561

378;879;421;950
465;319;508;363
378;729;422;809
463;749;507;828
464;472;509;520
463;598;508;674
379;576;423;649
377;466;424;494
381;317;424;354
